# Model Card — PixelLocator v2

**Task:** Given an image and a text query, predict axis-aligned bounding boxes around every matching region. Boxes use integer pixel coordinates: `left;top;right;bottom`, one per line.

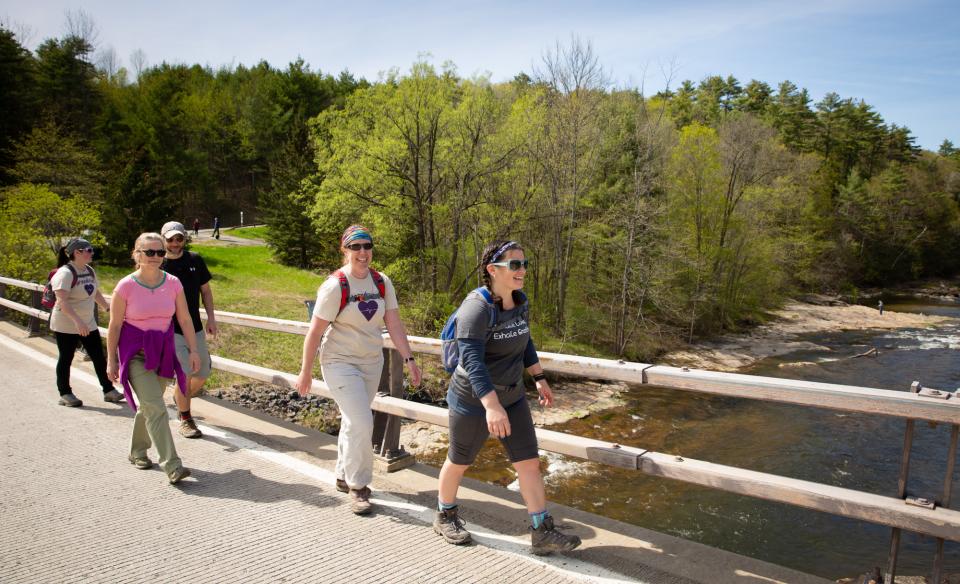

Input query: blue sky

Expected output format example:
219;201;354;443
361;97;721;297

3;0;957;150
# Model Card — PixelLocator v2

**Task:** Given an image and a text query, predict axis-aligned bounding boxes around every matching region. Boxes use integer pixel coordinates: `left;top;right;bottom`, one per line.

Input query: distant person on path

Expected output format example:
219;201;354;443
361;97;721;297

212;216;220;239
295;224;422;515
433;240;581;555
49;238;123;407
878;300;884;315
193;218;200;236
161;221;217;439
106;232;199;485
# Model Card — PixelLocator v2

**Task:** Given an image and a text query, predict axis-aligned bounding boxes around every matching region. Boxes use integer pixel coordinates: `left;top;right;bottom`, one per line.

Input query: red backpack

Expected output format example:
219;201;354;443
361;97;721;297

332;268;386;315
41;264;92;309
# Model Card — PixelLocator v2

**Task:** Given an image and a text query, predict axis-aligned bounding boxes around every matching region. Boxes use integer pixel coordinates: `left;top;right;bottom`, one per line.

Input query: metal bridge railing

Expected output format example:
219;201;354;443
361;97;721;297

2;273;957;582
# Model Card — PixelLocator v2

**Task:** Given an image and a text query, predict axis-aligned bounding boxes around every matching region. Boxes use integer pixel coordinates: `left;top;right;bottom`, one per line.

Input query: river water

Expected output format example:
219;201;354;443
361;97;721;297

421;297;960;580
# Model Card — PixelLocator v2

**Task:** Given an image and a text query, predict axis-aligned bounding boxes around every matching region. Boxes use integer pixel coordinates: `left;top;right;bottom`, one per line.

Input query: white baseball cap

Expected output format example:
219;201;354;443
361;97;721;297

161;221;188;239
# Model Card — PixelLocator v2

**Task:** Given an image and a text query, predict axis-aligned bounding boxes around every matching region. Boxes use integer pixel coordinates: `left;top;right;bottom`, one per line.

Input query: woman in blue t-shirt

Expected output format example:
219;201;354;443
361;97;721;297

433;240;581;556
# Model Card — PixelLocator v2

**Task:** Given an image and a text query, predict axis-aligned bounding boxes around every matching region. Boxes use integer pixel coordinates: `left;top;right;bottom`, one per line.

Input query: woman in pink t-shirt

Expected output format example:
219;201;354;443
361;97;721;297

106;232;200;485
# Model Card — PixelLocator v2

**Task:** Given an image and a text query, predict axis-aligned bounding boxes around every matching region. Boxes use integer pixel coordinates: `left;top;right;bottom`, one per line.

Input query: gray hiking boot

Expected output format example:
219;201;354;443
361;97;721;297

349;486;372;515
168;466;191;485
433;506;472;545
103;389;124;403
58;393;83;407
531;515;581;556
335;478;349;493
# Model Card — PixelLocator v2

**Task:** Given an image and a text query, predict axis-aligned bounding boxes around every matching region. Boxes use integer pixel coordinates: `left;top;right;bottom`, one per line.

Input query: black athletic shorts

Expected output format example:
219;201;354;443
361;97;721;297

447;397;539;465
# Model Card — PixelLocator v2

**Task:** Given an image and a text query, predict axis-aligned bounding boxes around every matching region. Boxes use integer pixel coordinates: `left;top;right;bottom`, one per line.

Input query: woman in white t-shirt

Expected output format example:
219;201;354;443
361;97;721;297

295;224;422;515
49;238;123;407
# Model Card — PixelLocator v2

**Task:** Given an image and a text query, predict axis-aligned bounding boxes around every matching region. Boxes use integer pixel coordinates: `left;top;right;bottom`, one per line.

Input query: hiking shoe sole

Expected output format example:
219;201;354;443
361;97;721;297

532;537;582;556
433;523;472;545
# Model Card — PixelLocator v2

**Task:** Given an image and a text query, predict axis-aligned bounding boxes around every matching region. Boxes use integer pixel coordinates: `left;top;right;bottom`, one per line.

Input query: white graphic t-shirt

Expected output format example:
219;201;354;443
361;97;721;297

312;270;399;365
49;264;99;334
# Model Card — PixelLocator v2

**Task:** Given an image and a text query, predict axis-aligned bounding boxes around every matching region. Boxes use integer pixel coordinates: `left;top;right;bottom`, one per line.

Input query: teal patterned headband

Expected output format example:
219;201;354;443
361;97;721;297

341;224;373;246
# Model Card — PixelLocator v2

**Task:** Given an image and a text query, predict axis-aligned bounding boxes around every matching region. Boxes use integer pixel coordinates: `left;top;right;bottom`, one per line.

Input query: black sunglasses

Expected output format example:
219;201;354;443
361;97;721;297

138;248;167;257
346;242;374;251
490;259;530;271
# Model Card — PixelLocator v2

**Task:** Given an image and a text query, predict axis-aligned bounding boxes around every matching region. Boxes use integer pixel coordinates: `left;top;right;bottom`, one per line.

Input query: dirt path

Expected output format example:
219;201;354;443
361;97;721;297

191;227;266;247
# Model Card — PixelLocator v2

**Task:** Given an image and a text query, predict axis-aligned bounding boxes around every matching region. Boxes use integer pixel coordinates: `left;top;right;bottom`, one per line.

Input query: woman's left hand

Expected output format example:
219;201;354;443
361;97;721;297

536;380;554;407
189;352;201;374
406;359;422;387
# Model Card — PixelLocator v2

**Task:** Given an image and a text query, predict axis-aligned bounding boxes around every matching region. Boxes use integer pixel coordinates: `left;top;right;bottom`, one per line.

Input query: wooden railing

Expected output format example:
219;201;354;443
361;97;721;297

2;273;958;582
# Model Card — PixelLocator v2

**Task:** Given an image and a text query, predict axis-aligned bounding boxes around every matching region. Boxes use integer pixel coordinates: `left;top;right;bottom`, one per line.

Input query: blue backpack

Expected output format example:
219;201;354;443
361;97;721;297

439;287;527;373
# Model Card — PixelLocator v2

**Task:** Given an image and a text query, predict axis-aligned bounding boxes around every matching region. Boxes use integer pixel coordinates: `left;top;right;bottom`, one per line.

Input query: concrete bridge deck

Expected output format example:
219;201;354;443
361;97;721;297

0;323;828;584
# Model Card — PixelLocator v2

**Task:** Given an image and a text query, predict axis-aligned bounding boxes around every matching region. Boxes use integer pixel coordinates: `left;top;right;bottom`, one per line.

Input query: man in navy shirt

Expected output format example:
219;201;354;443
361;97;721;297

161;221;218;438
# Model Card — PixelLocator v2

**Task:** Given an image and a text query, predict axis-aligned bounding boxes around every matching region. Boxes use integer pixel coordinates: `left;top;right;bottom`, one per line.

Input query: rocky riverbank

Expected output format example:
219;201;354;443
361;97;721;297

662;295;952;372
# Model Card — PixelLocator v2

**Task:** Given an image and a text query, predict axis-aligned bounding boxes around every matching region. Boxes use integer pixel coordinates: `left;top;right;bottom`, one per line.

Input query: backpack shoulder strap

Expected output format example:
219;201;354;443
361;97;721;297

473;287;498;328
369;268;386;299
517;291;530;321
332;270;350;314
65;263;79;288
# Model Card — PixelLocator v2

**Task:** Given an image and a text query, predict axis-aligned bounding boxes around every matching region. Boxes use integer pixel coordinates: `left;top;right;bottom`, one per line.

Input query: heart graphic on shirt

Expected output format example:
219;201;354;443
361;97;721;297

84;283;95;296
357;300;378;321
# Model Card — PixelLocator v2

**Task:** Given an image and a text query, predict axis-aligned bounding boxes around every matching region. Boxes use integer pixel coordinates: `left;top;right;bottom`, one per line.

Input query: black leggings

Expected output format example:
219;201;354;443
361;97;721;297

54;330;113;395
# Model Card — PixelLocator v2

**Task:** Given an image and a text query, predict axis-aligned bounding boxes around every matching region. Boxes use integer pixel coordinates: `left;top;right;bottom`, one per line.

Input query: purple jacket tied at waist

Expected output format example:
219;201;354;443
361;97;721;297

117;321;186;412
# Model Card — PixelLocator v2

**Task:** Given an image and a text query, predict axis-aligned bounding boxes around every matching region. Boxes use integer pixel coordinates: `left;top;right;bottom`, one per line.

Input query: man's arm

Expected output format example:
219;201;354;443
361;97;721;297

200;282;217;336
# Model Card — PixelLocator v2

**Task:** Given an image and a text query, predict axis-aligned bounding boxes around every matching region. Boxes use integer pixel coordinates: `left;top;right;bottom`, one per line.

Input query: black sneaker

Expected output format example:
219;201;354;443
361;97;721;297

530;515;581;556
433;506;471;545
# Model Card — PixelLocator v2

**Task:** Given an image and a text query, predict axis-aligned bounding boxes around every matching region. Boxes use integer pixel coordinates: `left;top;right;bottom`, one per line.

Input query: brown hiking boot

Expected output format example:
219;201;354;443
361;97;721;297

349;486;372;515
531;515;581;556
178;418;202;439
335;478;349;493
433;506;472;545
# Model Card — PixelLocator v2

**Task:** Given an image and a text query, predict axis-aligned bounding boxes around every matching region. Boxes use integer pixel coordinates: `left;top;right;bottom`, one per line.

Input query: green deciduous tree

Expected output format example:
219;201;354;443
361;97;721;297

1;183;101;255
